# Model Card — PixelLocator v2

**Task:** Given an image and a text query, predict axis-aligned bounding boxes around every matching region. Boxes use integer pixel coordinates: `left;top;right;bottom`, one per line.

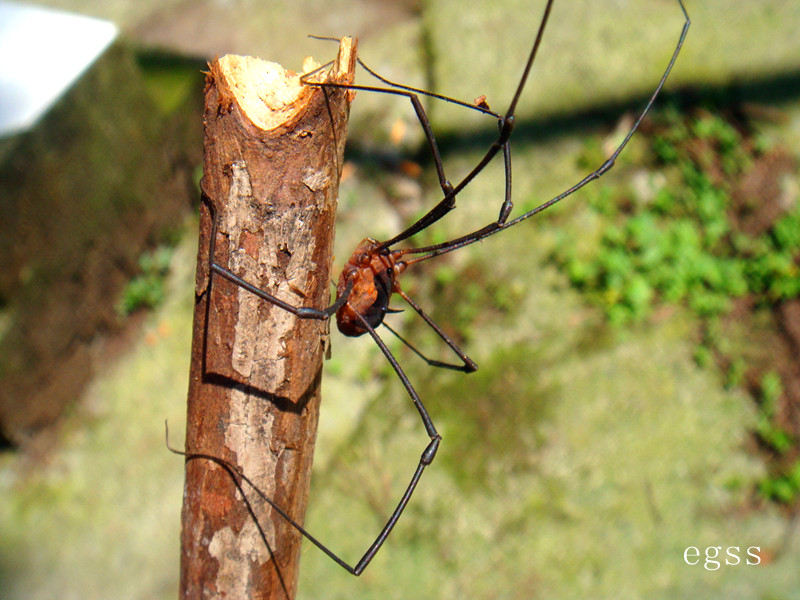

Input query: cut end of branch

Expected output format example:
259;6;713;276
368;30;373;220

212;36;357;132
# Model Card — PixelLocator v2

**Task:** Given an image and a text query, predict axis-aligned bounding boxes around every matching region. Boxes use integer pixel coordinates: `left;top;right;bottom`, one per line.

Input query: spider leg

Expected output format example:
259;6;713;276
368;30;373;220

206;202;353;319
304;0;551;251
341;310;441;575
498;139;514;223
382;287;477;372
303;51;511;247
166;424;293;592
400;0;691;262
370;0;555;251
170;307;442;576
209;262;351;319
308;1;553;251
166;422;363;575
304;73;464;199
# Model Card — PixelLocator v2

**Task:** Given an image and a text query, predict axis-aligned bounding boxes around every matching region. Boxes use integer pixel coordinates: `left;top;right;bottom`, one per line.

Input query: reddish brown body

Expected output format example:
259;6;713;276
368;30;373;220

336;238;407;336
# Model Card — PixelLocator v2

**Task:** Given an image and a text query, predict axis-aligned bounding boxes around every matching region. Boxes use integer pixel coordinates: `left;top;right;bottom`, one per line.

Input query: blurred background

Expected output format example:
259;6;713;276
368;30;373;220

1;0;799;598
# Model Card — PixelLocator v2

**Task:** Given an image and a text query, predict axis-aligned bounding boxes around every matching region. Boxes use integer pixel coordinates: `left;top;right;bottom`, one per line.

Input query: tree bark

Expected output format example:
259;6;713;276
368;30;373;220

180;38;357;599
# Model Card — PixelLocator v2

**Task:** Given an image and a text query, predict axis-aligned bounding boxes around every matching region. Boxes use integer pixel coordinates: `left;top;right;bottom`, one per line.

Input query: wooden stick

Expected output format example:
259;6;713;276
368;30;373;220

180;38;357;599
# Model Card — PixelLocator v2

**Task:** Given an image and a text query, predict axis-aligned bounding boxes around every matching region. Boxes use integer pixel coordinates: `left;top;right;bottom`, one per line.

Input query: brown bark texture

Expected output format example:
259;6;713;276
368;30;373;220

180;38;357;599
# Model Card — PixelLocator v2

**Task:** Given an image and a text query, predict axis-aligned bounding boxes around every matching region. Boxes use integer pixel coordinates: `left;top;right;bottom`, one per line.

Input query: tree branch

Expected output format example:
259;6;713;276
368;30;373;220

180;38;357;599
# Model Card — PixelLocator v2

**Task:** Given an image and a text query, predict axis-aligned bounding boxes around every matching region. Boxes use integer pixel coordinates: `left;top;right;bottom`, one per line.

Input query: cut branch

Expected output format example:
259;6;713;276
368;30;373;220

180;38;357;600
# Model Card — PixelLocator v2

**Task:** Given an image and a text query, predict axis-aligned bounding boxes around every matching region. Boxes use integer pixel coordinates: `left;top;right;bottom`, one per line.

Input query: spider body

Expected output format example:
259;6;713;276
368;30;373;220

335;239;407;337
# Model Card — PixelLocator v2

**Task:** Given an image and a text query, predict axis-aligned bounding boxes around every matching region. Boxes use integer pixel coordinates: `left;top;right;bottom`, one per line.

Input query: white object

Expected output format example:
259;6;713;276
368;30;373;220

0;1;117;136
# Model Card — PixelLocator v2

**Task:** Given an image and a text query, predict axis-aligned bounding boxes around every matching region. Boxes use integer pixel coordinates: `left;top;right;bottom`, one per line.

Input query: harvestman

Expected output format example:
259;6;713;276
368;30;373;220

179;0;691;576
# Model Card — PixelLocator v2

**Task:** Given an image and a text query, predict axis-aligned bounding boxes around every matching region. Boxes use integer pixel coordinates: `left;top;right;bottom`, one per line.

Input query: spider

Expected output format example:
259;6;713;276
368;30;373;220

194;0;690;576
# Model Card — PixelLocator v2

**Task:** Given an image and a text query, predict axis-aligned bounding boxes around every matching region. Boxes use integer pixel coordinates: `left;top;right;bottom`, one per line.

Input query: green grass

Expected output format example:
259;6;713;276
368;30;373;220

116;245;176;316
552;104;800;325
547;102;800;507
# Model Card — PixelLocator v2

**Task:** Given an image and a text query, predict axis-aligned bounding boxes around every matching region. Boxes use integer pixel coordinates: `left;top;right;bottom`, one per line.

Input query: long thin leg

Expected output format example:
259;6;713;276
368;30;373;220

345;310;441;574
498;139;514;223
167;306;442;576
303;42;501;119
382;287;477;372
304;75;483;243
166;423;361;574
210;262;351;319
398;0;691;263
302;42;519;246
207;203;353;319
371;0;555;250
304;68;485;199
166;424;293;593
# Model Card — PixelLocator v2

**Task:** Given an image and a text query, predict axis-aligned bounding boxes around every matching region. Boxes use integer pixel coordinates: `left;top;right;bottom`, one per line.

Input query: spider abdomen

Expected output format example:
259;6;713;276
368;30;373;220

336;238;406;336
